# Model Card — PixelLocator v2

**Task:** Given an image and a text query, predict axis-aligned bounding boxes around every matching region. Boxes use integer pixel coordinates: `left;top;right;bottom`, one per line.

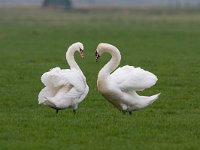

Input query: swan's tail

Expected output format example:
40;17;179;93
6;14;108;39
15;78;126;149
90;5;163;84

38;95;48;104
146;93;161;105
39;96;57;108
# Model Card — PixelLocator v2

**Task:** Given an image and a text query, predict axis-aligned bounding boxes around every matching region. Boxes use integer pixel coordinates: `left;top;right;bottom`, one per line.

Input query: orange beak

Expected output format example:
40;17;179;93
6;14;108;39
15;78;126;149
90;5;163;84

80;51;84;59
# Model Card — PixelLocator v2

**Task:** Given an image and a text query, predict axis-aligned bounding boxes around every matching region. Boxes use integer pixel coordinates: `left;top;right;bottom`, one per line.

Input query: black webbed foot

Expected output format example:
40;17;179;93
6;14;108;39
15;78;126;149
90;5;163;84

73;109;77;114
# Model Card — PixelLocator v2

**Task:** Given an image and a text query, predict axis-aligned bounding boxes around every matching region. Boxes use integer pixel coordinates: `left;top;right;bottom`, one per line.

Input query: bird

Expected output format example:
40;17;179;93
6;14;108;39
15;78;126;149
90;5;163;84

95;43;160;114
38;42;89;114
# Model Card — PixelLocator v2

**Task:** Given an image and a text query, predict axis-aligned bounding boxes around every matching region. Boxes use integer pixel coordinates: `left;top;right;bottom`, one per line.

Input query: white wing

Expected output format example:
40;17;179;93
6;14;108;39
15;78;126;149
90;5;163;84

110;65;158;91
38;67;88;107
41;67;85;91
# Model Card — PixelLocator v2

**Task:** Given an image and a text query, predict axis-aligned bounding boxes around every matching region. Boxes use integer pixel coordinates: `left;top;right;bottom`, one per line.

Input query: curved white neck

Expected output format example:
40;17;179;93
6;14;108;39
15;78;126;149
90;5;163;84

98;45;121;79
66;45;81;71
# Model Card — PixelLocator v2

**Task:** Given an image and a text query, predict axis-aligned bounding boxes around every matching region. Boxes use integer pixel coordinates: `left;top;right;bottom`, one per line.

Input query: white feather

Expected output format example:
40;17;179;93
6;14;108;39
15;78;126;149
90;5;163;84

96;43;160;113
110;65;158;91
38;42;89;112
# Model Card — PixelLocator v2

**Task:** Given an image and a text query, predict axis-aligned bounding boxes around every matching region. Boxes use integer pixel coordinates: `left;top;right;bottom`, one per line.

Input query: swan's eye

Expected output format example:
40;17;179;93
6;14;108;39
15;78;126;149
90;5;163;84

79;48;83;52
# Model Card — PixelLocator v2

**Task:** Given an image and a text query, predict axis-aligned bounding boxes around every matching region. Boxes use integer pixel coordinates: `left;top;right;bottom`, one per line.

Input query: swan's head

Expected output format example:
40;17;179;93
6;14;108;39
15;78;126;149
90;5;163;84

70;42;84;59
95;43;116;62
95;43;107;62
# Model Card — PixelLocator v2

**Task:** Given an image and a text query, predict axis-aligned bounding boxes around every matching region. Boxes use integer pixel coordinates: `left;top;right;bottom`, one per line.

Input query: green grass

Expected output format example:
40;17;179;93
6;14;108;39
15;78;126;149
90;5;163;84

0;6;200;150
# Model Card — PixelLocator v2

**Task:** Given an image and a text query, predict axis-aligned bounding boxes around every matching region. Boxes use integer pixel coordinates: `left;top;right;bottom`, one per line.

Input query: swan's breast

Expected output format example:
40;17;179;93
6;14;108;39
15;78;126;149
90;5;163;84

97;78;111;93
97;78;124;110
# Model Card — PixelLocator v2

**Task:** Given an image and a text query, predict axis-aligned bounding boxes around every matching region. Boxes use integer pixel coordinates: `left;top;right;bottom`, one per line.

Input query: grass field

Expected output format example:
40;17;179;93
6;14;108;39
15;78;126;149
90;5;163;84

0;6;200;150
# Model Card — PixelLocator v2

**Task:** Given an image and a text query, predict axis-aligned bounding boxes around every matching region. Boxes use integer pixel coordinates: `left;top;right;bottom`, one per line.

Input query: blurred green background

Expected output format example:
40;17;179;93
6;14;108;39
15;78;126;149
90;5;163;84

0;1;200;150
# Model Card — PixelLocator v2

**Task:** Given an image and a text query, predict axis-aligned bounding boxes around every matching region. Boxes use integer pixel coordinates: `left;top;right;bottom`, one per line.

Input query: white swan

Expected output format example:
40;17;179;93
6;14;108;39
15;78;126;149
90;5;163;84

95;43;160;114
38;42;89;113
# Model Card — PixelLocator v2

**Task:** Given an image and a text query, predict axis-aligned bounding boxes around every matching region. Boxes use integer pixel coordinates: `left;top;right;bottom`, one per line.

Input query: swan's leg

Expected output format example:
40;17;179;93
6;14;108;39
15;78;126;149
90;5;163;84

73;109;76;114
122;110;126;114
121;104;128;114
73;104;78;114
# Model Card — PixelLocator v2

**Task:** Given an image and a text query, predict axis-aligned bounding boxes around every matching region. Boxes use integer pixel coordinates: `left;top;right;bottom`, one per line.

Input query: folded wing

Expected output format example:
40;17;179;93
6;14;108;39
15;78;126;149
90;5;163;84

110;65;158;92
